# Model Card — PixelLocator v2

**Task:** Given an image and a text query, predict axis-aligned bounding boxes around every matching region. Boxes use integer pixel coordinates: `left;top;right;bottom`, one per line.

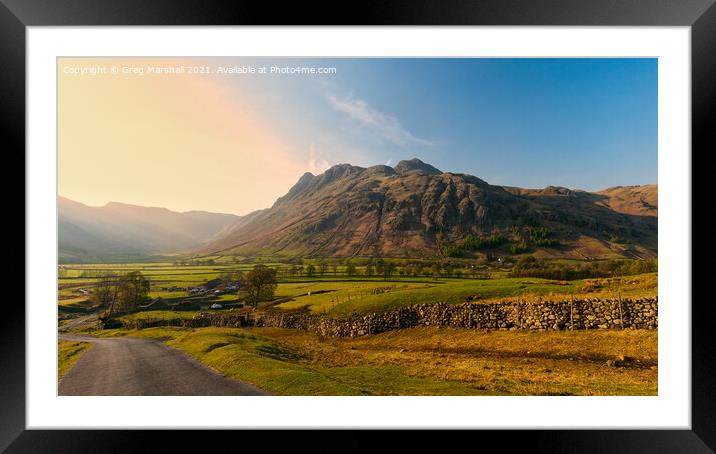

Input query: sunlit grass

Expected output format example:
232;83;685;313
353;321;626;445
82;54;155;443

90;325;657;396
58;341;92;379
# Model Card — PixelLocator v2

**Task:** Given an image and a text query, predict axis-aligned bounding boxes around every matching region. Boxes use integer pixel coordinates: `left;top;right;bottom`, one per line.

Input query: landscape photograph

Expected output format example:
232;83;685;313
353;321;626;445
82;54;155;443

57;57;658;396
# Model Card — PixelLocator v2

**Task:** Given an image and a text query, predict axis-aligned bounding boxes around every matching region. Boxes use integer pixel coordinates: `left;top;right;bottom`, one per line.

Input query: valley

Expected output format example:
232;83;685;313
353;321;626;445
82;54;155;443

57;159;658;396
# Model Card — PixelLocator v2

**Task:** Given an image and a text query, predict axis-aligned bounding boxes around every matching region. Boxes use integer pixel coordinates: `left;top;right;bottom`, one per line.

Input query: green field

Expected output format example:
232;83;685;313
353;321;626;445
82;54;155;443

58;261;657;318
277;278;579;315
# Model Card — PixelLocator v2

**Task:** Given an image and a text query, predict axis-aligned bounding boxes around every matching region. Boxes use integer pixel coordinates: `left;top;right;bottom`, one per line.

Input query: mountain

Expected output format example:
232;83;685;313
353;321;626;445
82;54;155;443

200;159;657;260
594;185;657;217
58;197;240;262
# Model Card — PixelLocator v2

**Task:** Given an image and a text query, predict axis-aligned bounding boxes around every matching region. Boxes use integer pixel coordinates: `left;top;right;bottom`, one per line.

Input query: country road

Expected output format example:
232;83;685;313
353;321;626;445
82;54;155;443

59;312;99;332
58;334;270;396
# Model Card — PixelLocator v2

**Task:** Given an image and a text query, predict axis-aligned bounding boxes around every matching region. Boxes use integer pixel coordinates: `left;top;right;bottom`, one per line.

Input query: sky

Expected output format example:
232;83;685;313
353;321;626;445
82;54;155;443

58;57;657;216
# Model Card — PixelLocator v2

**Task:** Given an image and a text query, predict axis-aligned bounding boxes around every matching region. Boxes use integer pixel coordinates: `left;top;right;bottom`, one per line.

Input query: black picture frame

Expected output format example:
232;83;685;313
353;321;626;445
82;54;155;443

4;0;710;451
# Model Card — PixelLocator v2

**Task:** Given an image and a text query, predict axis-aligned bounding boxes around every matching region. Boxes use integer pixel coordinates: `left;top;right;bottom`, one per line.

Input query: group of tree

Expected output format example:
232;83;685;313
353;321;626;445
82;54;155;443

273;257;498;280
442;227;559;258
461;233;509;251
219;270;245;289
173;258;216;266
60;268;116;279
92;271;151;317
508;256;657;280
523;226;559;247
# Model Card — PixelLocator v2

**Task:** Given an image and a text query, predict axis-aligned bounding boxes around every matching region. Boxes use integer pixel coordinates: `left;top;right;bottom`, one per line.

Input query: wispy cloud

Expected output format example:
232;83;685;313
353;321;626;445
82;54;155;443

326;94;432;147
307;143;331;174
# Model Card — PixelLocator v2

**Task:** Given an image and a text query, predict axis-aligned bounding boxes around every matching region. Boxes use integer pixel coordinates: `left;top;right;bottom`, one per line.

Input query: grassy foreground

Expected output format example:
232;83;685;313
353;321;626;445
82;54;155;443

58;341;92;379
92;326;657;396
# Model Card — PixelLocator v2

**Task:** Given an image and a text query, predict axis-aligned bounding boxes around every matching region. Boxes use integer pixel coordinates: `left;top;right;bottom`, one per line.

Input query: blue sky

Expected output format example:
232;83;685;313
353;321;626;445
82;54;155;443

60;57;657;215
226;57;657;192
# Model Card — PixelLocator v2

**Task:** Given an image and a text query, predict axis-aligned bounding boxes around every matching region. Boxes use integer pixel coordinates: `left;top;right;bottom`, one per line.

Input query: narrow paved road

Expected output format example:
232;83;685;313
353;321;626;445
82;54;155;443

59;312;99;332
59;334;269;396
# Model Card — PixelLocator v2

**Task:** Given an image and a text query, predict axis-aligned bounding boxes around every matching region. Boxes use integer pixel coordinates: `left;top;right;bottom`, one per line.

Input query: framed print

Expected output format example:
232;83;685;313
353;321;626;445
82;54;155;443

5;0;713;451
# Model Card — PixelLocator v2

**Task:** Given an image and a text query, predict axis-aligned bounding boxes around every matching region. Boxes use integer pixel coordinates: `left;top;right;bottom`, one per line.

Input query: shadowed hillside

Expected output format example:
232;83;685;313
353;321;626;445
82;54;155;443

59;197;240;262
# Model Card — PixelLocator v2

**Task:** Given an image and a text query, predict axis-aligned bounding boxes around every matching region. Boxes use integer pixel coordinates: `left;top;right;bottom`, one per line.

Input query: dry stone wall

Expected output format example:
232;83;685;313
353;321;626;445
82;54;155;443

114;298;657;337
252;298;657;337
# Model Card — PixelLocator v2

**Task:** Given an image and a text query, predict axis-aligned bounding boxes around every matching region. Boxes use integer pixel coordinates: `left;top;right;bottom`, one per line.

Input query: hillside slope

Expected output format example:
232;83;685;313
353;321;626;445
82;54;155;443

59;197;240;262
594;185;657;217
200;159;657;260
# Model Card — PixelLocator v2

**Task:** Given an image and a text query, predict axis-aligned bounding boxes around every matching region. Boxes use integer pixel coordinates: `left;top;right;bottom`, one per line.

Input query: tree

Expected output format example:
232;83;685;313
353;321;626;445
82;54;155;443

220;270;245;292
383;262;396;281
306;264;316;277
99;271;150;317
403;264;414;277
365;264;375;277
443;262;454;278
245;265;278;309
234;270;246;288
220;271;234;286
346;262;357;276
431;262;442;280
318;261;328;276
116;271;151;313
375;258;385;277
443;244;461;258
414;263;424;277
92;272;121;310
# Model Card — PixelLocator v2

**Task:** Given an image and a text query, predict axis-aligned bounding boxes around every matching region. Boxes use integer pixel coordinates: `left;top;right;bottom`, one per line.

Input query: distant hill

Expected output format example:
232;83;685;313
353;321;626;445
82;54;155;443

58;197;240;262
199;158;657;260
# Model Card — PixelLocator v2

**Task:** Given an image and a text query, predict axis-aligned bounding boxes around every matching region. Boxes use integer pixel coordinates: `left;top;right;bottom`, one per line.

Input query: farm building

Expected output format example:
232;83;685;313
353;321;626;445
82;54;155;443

201;278;223;291
141;297;169;310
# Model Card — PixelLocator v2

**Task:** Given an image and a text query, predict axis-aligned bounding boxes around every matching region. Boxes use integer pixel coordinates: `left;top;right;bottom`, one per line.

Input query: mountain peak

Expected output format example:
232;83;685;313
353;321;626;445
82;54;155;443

365;164;396;176
279;172;316;202
394;158;441;176
324;162;364;174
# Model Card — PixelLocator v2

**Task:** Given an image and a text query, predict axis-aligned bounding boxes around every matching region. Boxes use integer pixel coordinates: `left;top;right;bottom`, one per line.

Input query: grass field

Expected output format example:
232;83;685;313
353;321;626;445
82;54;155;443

116;310;198;323
276;273;656;316
58;260;657;319
87;325;657;396
58;341;92;379
279;278;576;315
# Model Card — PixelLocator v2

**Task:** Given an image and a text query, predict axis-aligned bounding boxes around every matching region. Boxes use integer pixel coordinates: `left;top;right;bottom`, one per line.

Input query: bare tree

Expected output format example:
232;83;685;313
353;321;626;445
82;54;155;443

92;272;121;313
97;271;151;317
